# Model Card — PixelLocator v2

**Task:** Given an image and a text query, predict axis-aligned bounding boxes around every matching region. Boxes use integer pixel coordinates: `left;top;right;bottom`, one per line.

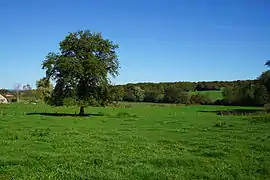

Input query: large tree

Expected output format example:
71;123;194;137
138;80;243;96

42;30;120;115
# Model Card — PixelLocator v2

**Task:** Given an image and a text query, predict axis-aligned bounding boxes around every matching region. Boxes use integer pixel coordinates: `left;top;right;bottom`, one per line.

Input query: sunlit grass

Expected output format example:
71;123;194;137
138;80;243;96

0;103;269;179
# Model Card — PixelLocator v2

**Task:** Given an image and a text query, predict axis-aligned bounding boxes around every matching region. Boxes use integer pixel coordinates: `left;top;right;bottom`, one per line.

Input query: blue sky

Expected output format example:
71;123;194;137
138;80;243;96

1;0;269;89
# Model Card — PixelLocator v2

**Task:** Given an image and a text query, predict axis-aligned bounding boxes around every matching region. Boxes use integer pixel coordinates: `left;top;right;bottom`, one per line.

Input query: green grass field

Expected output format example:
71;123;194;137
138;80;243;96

189;90;223;101
0;103;270;179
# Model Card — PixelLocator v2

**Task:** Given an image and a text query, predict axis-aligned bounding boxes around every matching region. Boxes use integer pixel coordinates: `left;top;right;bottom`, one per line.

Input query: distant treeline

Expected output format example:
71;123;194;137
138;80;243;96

120;80;257;92
109;79;268;106
1;77;269;107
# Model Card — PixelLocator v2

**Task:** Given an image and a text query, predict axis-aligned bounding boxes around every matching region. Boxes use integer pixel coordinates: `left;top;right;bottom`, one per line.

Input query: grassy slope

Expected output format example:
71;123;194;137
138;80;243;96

0;103;269;180
189;90;223;101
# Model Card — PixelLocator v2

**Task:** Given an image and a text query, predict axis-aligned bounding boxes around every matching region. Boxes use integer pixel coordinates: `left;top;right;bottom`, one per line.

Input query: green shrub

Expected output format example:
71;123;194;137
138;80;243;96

189;94;211;105
163;87;188;104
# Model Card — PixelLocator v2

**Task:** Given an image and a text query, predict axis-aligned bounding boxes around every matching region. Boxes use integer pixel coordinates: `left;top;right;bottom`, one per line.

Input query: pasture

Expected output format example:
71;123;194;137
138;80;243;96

189;90;223;101
0;103;270;179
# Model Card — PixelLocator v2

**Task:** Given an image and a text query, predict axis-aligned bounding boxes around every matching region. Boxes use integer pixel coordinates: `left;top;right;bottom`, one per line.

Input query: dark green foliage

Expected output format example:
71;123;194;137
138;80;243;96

32;58;267;107
124;86;145;102
254;84;269;105
8;84;41;103
258;70;270;93
110;85;124;102
221;82;269;106
20;90;41;103
265;60;270;67
144;89;164;103
233;83;255;105
114;80;257;104
178;92;189;104
36;78;53;103
120;80;253;95
221;87;234;104
163;86;186;103
10;99;17;103
23;84;32;91
63;97;78;107
189;94;212;105
195;81;232;91
41;30;120;114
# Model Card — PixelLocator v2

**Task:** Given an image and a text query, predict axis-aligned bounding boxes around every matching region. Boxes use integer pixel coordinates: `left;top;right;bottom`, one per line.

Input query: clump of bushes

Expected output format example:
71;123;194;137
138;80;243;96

188;94;212;105
218;83;269;107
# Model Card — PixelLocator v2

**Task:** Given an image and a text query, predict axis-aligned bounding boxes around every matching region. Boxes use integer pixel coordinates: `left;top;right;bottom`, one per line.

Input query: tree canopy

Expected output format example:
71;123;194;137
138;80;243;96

265;60;270;67
36;77;53;103
42;30;120;115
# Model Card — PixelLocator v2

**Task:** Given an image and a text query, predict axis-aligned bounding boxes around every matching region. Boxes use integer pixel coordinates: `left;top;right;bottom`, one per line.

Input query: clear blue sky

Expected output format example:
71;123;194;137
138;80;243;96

1;0;269;89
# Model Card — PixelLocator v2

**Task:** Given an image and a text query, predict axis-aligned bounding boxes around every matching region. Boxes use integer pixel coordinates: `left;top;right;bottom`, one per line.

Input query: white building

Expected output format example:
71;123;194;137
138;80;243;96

0;94;8;104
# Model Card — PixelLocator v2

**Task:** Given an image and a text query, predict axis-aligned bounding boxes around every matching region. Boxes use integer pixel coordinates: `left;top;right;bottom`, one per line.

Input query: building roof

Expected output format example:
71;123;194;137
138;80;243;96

0;94;7;99
5;94;14;97
0;94;8;103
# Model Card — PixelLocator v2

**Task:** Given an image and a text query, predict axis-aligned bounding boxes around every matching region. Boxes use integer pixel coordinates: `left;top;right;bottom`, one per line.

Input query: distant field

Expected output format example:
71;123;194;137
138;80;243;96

189;90;223;101
0;103;269;179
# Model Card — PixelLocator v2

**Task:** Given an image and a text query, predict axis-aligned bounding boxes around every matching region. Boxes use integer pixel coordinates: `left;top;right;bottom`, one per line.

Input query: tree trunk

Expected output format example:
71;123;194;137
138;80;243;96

79;106;85;116
16;91;19;103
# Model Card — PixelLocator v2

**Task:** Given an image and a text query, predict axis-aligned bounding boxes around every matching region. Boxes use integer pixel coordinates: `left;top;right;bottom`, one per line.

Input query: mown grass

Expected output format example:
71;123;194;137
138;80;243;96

0;103;270;179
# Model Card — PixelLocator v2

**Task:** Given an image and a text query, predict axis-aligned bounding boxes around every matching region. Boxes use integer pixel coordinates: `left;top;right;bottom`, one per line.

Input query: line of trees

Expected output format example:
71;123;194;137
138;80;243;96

0;79;53;103
218;62;270;107
108;63;270;107
2;65;269;107
0;79;257;104
2;65;269;108
107;80;258;105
